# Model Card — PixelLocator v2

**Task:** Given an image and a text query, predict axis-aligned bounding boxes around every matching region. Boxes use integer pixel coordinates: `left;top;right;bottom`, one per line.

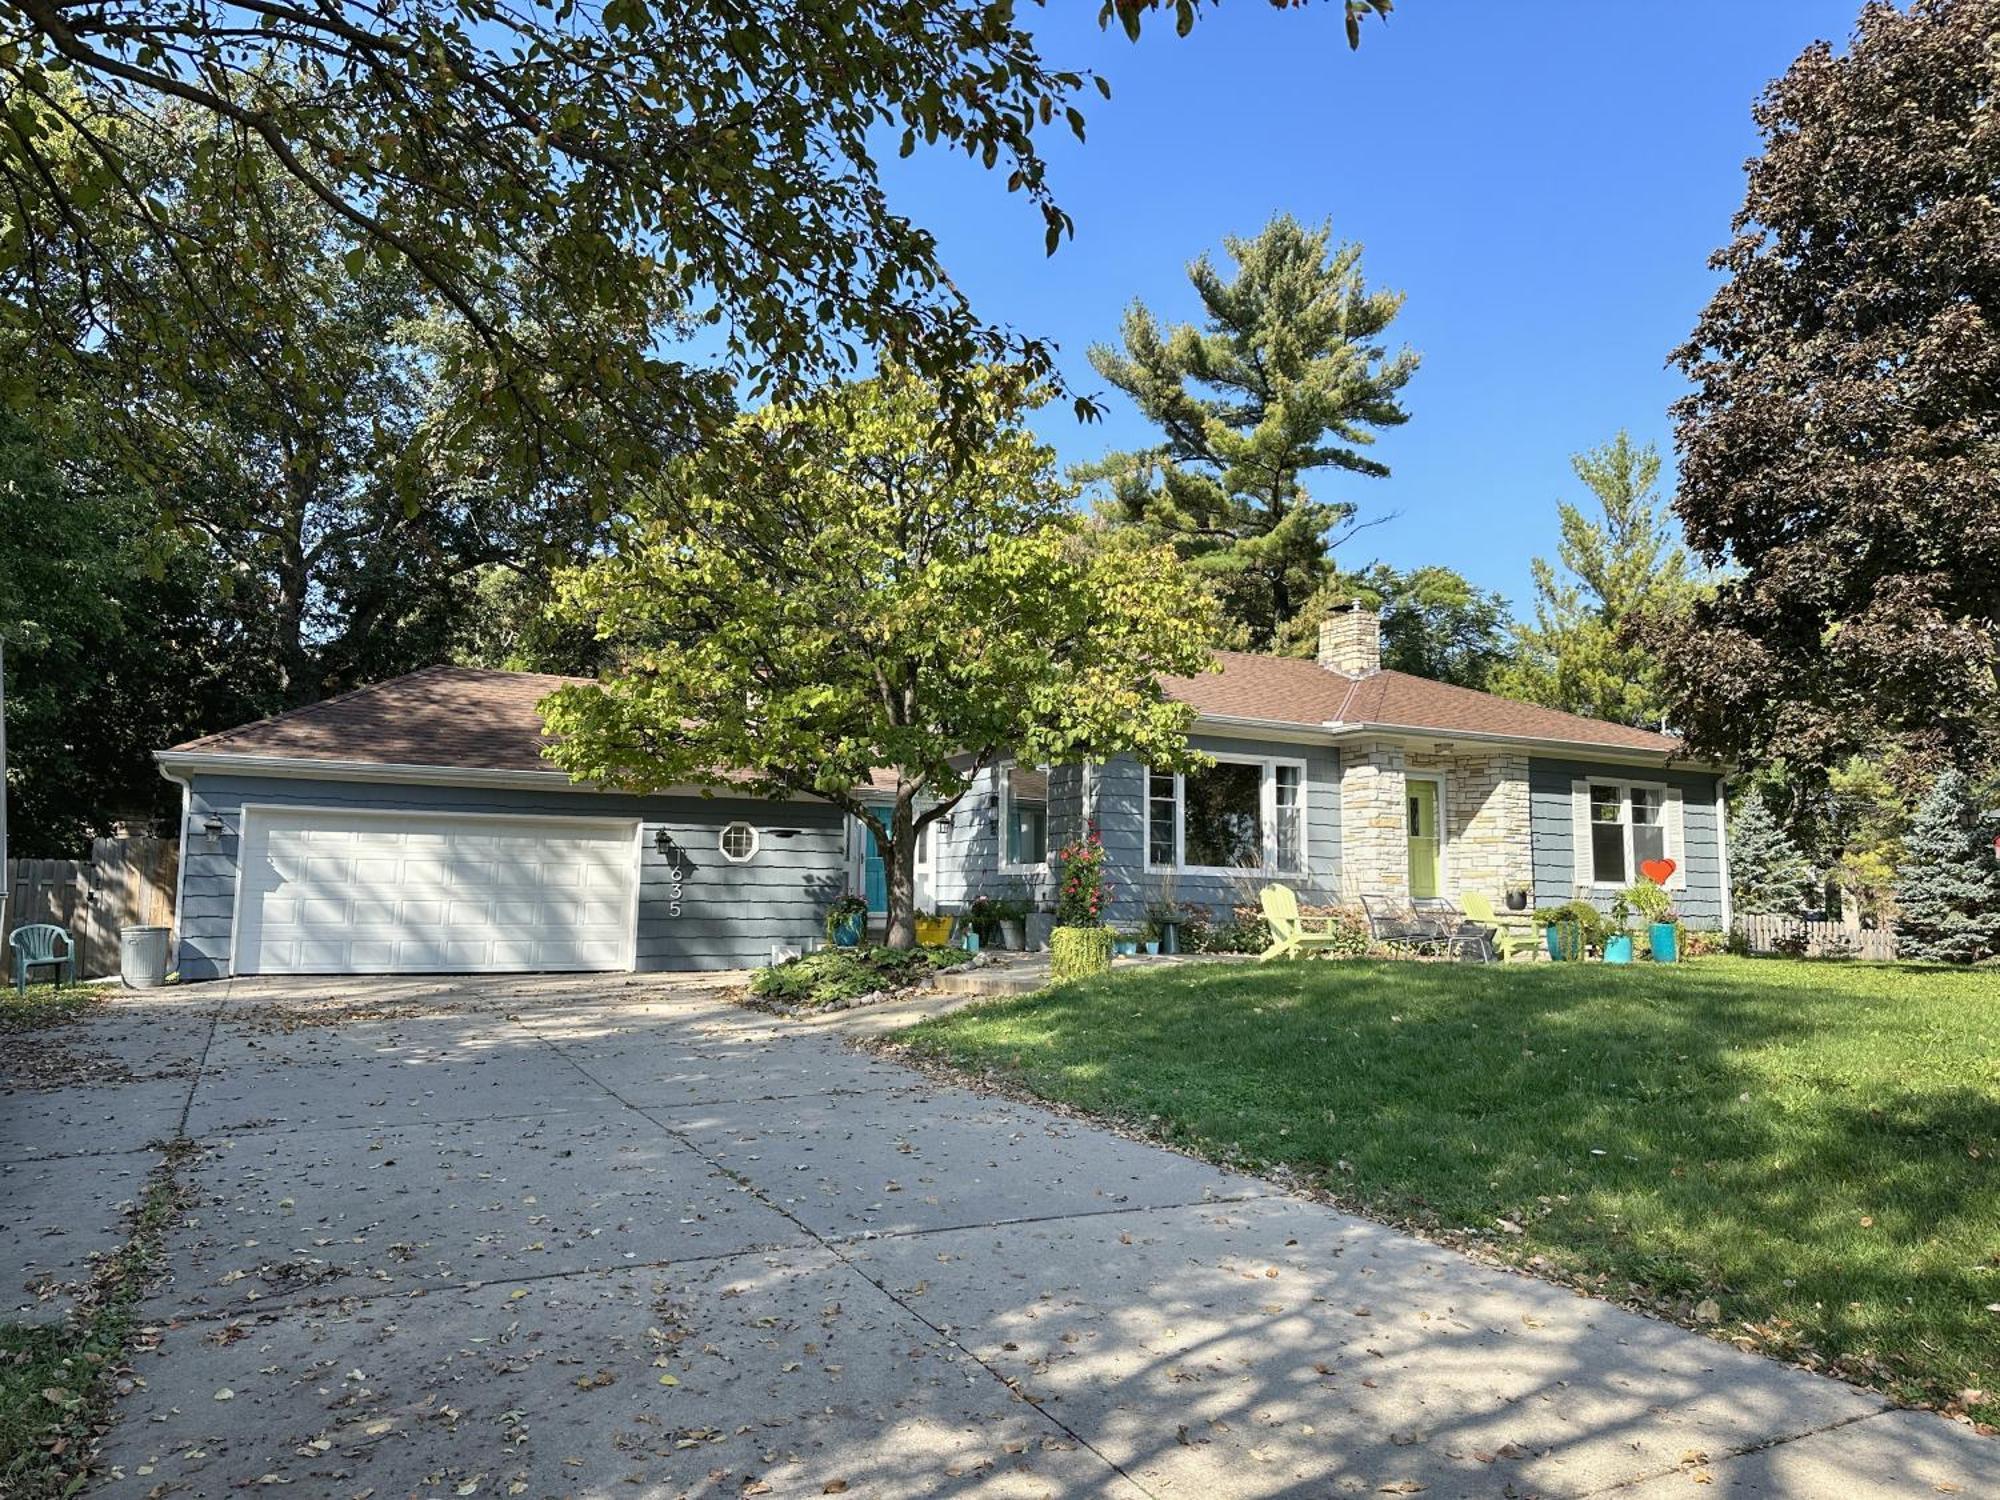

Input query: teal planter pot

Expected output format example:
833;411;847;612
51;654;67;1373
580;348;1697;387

830;912;864;948
1649;922;1679;963
1114;938;1139;956
1603;933;1635;965
1545;922;1584;961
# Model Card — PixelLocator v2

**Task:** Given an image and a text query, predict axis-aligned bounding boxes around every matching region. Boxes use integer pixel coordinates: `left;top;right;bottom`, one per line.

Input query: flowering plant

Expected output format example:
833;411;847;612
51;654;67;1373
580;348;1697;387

1054;823;1112;928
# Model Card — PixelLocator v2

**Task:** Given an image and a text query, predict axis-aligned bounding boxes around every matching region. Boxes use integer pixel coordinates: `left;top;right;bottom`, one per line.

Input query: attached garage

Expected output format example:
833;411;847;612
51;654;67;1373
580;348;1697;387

158;667;849;981
231;807;640;976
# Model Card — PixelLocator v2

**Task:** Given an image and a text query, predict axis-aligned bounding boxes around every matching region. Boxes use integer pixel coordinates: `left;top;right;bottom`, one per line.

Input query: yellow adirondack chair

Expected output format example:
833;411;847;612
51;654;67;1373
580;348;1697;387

1461;891;1527;962
1258;884;1348;962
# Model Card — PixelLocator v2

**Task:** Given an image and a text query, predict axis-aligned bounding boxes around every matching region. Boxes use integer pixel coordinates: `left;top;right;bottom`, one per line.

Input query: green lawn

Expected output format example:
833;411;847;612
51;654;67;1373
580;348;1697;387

0;982;99;1034
896;955;2000;1426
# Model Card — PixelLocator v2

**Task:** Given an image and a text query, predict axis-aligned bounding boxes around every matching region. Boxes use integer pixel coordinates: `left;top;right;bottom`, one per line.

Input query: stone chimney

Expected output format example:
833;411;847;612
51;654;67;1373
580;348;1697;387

1317;600;1381;677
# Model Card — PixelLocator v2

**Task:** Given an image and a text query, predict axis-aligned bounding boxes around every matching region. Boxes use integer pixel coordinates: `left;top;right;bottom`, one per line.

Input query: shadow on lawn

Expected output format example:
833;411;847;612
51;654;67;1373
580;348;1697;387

911;958;1999;1422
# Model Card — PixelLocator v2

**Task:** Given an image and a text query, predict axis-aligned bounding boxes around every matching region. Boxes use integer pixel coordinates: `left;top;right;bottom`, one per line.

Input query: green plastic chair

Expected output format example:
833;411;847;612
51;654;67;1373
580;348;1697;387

8;924;77;994
1460;892;1527;962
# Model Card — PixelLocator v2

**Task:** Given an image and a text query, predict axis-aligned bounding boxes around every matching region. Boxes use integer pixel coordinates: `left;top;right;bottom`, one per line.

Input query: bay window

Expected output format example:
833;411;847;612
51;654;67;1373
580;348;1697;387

1145;756;1307;874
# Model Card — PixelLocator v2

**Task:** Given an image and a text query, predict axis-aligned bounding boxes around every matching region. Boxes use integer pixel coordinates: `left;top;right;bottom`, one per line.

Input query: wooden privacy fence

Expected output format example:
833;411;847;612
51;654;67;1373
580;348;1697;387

3;837;178;978
1736;913;1897;962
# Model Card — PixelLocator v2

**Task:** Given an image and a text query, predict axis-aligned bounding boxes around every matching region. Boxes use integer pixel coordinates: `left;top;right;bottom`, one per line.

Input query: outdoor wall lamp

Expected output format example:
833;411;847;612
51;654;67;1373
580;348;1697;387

654;827;673;855
202;815;225;849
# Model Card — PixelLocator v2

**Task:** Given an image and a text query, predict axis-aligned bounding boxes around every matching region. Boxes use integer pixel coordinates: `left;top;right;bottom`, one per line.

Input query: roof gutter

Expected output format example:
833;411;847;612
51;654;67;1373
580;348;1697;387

151;749;827;801
1319;718;1719;770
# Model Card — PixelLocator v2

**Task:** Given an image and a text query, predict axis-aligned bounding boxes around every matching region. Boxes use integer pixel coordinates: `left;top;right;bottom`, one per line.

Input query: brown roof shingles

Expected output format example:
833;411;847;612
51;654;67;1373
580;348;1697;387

170;665;584;773
169;654;1690;772
1162;651;1685;756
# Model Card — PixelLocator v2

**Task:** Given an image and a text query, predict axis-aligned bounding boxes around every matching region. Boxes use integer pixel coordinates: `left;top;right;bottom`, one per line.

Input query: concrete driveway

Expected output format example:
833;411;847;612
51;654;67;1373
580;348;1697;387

5;974;1994;1498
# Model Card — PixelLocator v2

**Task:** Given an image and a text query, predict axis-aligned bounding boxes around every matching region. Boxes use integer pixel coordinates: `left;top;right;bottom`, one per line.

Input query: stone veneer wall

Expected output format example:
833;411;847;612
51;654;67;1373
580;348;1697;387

1338;739;1534;901
1338;741;1411;898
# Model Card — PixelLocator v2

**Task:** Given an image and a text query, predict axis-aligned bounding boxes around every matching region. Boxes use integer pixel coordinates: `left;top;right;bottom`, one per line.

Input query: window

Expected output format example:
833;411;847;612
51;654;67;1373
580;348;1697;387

999;763;1048;869
1184;762;1263;868
1145;756;1306;874
1148;771;1178;867
1579;781;1678;886
1631;786;1666;869
1590;783;1626;886
1276;764;1304;871
718;821;759;862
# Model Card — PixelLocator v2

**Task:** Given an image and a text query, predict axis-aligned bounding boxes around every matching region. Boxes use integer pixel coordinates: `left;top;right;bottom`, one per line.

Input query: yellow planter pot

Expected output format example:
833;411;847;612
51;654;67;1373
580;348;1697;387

914;916;954;947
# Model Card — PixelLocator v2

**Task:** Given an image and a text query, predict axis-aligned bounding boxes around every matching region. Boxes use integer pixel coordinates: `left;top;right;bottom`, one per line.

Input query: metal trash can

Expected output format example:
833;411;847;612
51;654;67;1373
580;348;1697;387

120;925;171;989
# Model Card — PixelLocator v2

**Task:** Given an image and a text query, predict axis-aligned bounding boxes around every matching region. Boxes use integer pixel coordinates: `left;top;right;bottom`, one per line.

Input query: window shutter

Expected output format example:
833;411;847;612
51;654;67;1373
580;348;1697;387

1664;785;1687;889
1571;780;1592;888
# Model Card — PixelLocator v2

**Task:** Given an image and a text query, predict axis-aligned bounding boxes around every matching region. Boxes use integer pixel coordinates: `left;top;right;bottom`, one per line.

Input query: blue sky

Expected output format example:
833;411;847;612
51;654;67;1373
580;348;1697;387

880;0;1863;610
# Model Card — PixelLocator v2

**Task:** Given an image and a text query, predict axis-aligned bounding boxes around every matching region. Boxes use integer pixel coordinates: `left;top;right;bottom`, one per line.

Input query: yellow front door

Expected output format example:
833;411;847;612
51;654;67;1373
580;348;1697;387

1407;779;1440;899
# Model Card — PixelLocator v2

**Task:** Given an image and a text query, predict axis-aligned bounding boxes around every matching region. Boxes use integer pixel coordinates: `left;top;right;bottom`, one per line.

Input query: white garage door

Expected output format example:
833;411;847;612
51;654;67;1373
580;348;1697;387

233;806;639;976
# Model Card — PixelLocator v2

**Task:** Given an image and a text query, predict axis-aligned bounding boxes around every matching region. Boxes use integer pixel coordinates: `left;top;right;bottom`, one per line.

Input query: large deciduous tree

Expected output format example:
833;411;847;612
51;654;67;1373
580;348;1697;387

539;369;1219;947
1660;0;2000;781
2;0;1393;501
1084;214;1418;649
1492;431;1696;729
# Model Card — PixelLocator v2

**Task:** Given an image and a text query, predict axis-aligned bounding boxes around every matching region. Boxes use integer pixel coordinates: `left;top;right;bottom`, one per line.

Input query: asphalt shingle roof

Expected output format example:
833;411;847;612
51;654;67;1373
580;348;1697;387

168;655;1688;770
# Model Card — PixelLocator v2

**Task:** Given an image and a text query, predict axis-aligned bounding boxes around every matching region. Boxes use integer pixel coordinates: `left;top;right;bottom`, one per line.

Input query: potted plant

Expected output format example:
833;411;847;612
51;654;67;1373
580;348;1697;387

965;894;1004;948
1147;870;1182;954
1050;823;1114;979
1624;877;1679;963
992;885;1030;951
1505;886;1530;912
1139;921;1161;956
1535;901;1601;961
1113;930;1140;957
824;895;869;949
913;909;954;947
1602;892;1636;965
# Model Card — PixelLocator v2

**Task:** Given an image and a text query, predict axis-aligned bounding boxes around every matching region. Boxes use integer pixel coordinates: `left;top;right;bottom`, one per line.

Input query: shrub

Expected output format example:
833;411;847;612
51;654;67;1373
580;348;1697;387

1053;825;1111;927
1050;926;1114;982
749;944;973;1007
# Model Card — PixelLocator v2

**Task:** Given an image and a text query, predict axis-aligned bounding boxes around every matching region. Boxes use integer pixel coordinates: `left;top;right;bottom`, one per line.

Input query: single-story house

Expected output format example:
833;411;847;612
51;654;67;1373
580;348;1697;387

157;603;1727;980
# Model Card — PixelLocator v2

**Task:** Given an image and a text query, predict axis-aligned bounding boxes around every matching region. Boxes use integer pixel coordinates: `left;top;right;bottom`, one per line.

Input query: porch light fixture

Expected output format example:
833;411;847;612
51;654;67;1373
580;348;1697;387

202;814;225;849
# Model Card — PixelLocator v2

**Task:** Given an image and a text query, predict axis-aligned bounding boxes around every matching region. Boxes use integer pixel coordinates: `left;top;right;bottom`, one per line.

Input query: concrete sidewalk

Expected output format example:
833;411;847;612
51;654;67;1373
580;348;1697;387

3;972;1992;1497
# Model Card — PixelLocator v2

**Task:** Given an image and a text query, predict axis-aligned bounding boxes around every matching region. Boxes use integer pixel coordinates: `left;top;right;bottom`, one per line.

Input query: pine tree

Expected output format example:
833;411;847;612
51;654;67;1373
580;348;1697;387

1894;769;2000;964
1491;431;1695;728
1727;794;1813;916
1084;215;1417;649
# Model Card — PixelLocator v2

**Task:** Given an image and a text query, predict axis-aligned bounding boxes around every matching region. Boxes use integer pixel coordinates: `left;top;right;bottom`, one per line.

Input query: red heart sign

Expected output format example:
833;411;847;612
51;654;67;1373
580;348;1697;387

1641;858;1677;886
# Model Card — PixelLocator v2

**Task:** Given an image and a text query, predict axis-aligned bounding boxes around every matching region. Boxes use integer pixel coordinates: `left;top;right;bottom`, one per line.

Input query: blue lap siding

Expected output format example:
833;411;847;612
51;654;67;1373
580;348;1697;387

1527;758;1727;928
173;774;846;980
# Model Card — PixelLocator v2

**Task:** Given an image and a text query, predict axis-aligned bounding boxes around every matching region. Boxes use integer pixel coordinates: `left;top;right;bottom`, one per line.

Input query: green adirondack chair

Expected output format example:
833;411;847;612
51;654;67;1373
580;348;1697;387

1258;884;1348;962
1460;892;1527;962
9;924;77;993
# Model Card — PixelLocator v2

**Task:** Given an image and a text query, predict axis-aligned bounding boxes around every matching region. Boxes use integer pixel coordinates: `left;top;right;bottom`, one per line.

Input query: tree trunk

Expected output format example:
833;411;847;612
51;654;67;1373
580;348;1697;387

883;796;919;950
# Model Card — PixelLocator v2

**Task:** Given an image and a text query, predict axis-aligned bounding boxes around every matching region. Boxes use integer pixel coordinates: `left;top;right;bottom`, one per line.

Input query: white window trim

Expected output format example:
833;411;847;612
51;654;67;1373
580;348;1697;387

717;820;761;864
1405;770;1449;895
1579;777;1682;890
1143;753;1309;877
996;759;1051;874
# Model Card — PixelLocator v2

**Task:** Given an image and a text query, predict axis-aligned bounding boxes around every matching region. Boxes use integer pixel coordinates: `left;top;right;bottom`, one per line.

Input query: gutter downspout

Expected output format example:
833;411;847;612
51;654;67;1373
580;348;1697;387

157;759;193;977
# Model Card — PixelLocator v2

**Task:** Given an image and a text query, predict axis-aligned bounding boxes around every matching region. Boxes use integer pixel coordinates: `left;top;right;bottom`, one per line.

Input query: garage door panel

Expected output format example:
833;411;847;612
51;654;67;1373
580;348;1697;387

236;808;637;976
